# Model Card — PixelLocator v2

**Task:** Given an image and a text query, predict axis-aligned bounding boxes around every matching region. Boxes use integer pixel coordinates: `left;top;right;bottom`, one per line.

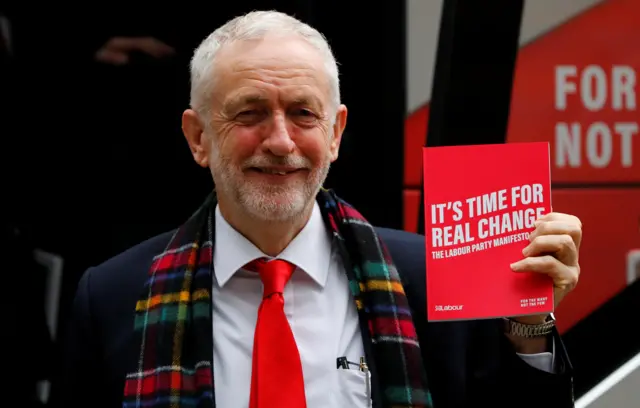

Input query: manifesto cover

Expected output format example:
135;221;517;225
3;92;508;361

423;142;554;321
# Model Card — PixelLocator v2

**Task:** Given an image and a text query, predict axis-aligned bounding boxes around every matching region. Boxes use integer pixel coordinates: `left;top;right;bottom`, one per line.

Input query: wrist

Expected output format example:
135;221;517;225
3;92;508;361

503;314;555;354
505;332;550;354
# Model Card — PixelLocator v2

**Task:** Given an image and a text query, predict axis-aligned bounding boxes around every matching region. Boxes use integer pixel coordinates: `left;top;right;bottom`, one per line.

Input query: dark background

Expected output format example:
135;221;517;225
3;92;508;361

2;1;637;406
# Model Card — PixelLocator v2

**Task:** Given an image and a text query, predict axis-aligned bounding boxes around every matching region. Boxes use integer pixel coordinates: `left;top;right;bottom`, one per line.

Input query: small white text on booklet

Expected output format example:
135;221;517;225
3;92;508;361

429;184;546;260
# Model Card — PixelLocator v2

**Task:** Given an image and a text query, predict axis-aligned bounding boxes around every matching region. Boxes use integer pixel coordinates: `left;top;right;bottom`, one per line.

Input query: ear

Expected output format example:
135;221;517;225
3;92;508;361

329;104;348;162
182;109;209;168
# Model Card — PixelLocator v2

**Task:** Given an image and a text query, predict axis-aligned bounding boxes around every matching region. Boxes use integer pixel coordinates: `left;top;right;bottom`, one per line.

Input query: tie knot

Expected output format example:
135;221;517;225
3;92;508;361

248;259;296;298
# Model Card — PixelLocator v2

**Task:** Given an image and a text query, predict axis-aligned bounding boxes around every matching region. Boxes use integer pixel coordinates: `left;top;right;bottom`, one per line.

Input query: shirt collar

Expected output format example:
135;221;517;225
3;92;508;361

213;201;332;288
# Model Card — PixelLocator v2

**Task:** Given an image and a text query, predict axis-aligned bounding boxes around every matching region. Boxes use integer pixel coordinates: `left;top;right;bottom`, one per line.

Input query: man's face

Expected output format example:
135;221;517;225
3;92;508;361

201;35;346;222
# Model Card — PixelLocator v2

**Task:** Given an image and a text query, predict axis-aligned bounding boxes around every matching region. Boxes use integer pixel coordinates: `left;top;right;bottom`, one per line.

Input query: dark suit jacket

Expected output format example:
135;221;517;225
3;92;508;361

57;227;574;408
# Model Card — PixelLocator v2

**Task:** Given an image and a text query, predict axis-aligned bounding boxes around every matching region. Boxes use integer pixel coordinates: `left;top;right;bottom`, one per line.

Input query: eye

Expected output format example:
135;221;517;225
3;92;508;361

290;108;319;127
235;109;266;124
237;110;259;117
292;109;315;117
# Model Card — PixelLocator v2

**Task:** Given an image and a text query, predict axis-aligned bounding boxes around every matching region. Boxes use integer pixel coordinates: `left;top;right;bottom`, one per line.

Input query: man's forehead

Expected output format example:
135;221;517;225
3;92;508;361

211;43;328;102
223;89;324;109
214;36;328;84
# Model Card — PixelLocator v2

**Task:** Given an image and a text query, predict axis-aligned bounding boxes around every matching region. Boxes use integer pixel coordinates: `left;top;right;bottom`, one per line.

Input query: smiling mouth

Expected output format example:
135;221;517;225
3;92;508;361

249;167;302;175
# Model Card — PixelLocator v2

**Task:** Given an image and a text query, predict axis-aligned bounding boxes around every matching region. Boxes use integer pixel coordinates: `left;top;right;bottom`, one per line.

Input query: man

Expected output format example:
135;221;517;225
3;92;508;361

59;10;582;408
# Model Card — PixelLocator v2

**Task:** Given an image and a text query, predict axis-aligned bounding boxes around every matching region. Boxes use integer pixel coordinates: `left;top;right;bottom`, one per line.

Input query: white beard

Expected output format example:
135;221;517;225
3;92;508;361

209;142;331;222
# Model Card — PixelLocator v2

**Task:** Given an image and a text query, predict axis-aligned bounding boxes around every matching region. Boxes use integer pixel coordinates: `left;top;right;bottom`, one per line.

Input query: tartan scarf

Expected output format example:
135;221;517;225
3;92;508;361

123;188;432;408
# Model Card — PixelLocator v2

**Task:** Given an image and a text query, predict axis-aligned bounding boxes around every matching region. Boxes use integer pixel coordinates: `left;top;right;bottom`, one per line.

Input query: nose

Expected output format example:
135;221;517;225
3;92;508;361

262;112;295;156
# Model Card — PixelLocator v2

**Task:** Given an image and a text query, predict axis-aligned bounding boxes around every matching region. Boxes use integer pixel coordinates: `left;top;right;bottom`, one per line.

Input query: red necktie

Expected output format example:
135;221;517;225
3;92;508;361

248;259;307;408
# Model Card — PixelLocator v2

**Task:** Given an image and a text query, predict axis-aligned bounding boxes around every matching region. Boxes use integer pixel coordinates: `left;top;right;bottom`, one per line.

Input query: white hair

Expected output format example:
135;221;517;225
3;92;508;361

189;10;341;119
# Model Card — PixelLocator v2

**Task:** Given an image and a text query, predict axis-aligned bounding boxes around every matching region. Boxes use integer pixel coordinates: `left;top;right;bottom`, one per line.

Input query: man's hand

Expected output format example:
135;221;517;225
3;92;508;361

506;212;582;353
511;212;582;315
95;36;175;65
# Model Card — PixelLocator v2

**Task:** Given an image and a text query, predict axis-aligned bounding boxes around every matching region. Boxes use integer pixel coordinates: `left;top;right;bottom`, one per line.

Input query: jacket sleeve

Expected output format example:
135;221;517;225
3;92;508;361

377;227;576;408
464;318;575;407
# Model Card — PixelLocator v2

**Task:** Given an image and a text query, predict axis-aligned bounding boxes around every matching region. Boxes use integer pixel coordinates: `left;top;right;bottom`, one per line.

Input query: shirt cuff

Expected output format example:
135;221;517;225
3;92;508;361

516;336;556;373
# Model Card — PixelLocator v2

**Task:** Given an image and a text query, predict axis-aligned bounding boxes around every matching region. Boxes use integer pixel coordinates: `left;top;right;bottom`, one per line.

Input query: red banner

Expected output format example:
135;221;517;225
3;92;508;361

507;0;640;183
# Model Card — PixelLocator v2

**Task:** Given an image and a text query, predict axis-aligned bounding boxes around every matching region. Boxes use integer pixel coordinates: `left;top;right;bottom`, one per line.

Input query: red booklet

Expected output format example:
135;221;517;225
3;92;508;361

422;142;554;321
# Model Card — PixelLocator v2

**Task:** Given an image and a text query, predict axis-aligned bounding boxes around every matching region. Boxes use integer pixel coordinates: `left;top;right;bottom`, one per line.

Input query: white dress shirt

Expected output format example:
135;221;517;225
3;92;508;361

211;202;554;407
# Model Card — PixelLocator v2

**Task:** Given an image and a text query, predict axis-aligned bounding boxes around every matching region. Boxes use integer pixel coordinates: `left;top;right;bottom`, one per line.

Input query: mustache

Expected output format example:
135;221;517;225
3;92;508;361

242;155;312;169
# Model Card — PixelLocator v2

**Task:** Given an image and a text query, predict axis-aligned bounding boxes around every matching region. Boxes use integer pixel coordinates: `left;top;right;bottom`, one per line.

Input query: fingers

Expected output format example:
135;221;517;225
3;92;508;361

530;220;582;250
95;48;129;65
105;36;138;52
104;36;175;58
511;254;558;274
511;256;580;291
139;37;176;58
536;212;582;228
510;212;583;306
523;234;578;265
